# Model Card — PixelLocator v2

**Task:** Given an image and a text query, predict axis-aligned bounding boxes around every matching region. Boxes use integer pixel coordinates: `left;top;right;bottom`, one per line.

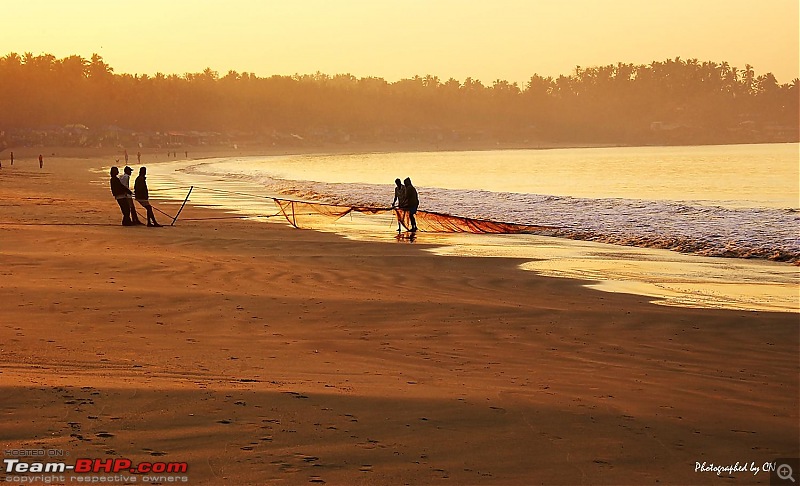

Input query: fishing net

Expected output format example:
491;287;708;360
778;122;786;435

272;198;556;234
175;185;557;234
394;208;555;234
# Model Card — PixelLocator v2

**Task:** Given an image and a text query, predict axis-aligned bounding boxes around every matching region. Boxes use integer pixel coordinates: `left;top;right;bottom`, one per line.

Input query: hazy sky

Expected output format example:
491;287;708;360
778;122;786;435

2;0;798;85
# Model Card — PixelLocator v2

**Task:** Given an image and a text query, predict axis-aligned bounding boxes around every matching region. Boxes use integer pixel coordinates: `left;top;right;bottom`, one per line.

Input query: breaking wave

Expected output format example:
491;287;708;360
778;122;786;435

181;163;800;264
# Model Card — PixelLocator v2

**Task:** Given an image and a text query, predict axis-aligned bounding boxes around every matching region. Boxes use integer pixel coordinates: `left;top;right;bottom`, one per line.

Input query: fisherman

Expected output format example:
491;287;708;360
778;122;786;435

119;166;143;225
134;167;162;227
403;177;419;232
109;167;134;226
391;178;406;232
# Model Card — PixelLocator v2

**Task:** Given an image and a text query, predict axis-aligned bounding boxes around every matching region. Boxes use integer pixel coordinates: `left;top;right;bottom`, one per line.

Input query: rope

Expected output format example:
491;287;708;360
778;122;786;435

152;205;175;219
179;214;282;221
0;184;392;227
190;185;277;200
0;222;121;226
190;184;393;210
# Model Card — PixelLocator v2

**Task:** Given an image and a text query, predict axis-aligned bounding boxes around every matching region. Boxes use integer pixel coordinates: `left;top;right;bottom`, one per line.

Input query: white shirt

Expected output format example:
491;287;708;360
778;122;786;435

119;173;133;197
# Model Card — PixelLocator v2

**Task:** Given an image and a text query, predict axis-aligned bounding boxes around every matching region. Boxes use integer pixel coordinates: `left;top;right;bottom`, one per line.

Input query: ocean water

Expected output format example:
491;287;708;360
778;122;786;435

150;143;799;313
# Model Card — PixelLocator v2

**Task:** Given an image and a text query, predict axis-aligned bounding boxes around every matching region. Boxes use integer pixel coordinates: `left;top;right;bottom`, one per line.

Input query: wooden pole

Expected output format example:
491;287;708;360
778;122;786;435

171;186;194;226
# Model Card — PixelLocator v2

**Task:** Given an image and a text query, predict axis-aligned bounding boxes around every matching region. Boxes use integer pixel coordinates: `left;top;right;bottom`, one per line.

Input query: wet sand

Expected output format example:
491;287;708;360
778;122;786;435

1;148;798;485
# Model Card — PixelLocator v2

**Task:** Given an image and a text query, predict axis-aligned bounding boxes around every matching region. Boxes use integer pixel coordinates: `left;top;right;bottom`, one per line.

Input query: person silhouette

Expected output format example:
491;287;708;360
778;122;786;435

403;177;419;232
391;178;406;232
109;167;133;226
119;166;143;224
134;167;162;227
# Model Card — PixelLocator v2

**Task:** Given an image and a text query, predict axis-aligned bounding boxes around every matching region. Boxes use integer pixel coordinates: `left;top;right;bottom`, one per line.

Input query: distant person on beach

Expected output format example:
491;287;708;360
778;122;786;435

403;177;419;232
10;152;13;165
109;167;134;226
119;166;143;225
134;167;162;227
38;154;43;169
124;149;129;163
137;151;141;163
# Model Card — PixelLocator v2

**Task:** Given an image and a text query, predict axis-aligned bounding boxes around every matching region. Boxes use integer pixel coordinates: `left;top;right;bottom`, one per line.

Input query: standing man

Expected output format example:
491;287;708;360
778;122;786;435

38;154;43;169
109;167;133;226
391;178;406;233
10;152;13;165
403;177;419;232
134;167;162;227
119;166;143;225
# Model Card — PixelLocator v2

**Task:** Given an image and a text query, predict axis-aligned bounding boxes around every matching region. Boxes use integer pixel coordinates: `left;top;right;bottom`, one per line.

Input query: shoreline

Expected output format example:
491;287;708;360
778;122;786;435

1;151;798;484
3;138;798;162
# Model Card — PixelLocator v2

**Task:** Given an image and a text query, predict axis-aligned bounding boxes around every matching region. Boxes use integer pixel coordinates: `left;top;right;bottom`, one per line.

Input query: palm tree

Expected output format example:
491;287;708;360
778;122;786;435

88;53;113;80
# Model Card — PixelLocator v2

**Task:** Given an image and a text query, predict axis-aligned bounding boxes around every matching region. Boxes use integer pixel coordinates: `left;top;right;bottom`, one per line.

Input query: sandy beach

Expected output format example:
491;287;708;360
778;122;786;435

1;148;798;485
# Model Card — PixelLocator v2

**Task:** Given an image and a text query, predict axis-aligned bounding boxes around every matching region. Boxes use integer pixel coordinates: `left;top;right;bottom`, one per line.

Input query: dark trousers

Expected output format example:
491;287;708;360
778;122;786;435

136;199;159;226
127;197;141;222
408;206;418;230
116;198;132;225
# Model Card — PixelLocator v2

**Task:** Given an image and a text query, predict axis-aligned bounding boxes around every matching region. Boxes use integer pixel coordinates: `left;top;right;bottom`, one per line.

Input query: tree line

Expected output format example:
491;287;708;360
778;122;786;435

0;52;797;147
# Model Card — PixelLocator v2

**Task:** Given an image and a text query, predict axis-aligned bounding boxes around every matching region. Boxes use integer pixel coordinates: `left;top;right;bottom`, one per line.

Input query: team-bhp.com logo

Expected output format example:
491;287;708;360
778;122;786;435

5;457;189;483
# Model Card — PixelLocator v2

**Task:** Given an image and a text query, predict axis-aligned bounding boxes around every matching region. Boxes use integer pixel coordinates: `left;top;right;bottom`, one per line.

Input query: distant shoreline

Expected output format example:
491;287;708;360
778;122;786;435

2;139;797;163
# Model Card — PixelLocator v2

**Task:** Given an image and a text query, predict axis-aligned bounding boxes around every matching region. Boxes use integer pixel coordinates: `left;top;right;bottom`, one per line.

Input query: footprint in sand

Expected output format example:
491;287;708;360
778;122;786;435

272;461;299;473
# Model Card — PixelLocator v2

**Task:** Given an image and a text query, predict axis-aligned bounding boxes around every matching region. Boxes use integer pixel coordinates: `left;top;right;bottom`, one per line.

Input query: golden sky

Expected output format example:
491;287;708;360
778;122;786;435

2;0;798;84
